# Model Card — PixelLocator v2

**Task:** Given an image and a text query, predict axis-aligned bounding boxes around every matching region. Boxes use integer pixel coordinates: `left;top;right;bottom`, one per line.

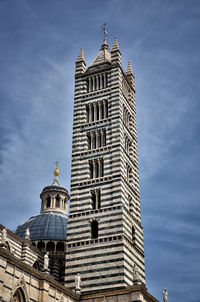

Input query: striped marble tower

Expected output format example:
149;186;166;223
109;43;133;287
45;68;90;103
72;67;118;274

65;38;145;293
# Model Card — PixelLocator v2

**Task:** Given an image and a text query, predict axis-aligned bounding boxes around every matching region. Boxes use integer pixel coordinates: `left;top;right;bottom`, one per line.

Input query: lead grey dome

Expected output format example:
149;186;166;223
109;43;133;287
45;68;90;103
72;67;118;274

15;212;67;240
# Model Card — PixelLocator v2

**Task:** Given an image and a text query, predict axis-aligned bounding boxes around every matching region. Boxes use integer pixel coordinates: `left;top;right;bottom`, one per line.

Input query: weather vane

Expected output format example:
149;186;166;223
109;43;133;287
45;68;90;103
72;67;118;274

102;23;108;38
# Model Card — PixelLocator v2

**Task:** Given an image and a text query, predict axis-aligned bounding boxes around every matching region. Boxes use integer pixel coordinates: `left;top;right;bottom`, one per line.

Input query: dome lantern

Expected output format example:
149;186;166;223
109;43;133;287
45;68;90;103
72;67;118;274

40;162;70;215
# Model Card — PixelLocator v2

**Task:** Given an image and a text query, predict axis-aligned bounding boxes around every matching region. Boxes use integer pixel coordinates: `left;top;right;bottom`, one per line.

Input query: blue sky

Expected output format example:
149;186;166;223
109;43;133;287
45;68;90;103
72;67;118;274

0;0;200;301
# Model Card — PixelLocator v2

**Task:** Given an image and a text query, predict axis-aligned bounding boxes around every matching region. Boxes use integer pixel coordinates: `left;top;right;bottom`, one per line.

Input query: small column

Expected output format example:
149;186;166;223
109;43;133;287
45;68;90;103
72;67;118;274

41;200;43;212
98;131;101;148
94;191;98;209
50;197;53;208
94;103;97;121
89;104;92;122
100;74;103;89
103;130;106;146
100;102;103;120
99;159;103;177
91;132;94;149
96;75;99;90
44;240;48;252
89;77;92;92
93;160;96;179
43;199;47;209
97;190;101;209
103;73;106;88
103;100;107;119
97;102;100;120
101;130;104;147
92;76;95;91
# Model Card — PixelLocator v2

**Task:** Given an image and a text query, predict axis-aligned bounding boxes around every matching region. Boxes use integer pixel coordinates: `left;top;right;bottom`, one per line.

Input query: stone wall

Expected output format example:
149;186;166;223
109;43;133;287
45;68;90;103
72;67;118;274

0;248;78;302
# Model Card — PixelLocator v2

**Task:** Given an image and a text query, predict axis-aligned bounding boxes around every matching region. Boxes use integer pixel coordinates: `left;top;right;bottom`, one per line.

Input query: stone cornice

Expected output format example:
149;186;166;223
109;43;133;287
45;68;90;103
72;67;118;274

80;284;159;302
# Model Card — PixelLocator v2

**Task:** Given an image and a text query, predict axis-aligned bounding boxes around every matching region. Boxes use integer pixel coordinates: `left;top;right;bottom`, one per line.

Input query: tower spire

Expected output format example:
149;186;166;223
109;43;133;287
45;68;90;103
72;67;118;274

126;61;135;88
76;48;85;62
75;48;86;75
111;37;121;66
126;61;133;74
112;37;120;52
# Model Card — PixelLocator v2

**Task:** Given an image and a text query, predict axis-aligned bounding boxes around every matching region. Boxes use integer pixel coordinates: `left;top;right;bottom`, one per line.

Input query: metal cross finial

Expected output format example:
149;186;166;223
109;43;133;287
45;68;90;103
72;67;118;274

102;23;108;38
55;161;59;168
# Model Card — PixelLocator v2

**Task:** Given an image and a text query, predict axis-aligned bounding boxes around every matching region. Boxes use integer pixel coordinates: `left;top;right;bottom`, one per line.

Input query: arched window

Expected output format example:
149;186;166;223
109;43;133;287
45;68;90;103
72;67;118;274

91;221;98;239
86;105;89;122
87;134;91;149
56;195;60;207
97;190;101;209
100;159;104;177
91;190;101;210
89;161;93;179
64;198;67;210
103;130;106;146
105;100;108;118
132;226;136;242
95;161;99;178
91;104;94;122
96;103;99;120
91;191;96;209
33;260;41;271
46;196;51;208
13;288;26;302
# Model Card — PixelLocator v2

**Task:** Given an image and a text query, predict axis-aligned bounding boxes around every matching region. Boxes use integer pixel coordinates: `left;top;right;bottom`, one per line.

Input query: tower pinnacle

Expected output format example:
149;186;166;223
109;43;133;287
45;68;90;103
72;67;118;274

75;48;86;75
111;37;121;66
76;48;85;62
112;37;120;52
126;61;133;74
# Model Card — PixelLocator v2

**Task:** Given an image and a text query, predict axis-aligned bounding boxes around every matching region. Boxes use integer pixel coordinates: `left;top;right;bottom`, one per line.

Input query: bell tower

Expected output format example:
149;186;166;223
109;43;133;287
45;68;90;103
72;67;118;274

65;38;145;293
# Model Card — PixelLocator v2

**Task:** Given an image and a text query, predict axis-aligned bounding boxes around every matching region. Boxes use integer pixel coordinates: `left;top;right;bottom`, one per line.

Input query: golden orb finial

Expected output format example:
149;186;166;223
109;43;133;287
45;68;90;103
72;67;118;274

54;161;59;177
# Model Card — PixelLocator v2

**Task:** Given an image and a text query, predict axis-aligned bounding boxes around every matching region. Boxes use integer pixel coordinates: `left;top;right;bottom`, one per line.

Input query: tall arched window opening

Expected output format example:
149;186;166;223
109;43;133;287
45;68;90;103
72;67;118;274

56;195;60;207
46;196;51;208
91;221;98;239
89;162;93;179
13;288;26;302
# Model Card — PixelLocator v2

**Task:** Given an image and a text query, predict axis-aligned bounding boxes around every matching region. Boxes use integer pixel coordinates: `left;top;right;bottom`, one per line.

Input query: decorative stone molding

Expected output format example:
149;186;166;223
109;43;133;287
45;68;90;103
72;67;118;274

10;274;29;302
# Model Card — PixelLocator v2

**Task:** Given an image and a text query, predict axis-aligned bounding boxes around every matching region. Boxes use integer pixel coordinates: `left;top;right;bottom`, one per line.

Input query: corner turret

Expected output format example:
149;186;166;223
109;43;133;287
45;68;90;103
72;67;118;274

126;61;135;89
111;37;121;66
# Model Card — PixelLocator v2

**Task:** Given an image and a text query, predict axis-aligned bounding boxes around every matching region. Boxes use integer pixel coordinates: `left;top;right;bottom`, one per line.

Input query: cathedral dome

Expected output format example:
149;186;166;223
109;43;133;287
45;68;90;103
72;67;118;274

15;212;67;240
15;163;69;241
